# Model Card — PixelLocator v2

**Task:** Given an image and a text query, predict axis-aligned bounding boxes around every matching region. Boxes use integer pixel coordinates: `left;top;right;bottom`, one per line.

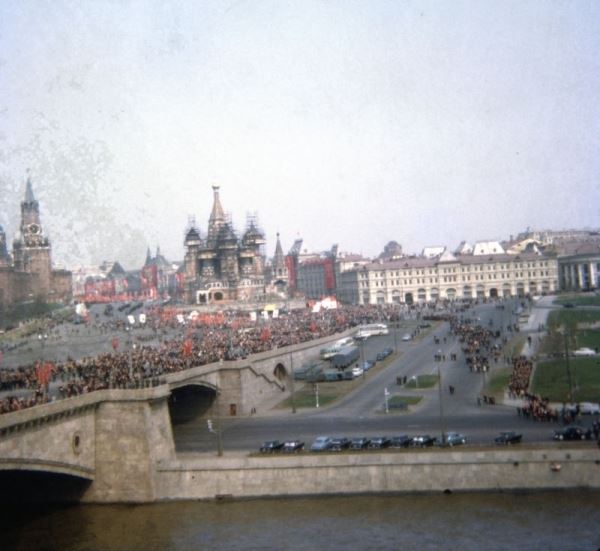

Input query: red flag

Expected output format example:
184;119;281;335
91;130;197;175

112;337;120;351
36;361;53;386
310;321;318;333
260;327;271;342
182;339;193;358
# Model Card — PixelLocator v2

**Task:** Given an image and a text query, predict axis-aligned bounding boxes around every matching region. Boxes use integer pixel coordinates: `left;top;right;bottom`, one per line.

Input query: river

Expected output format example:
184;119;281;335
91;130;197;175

3;490;599;550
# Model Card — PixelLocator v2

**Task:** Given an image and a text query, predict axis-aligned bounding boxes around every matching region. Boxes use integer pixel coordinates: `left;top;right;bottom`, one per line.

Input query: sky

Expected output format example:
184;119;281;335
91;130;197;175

1;0;599;269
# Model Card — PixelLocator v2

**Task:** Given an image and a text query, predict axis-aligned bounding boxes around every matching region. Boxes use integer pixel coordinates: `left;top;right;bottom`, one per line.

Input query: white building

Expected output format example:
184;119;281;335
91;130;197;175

338;252;559;305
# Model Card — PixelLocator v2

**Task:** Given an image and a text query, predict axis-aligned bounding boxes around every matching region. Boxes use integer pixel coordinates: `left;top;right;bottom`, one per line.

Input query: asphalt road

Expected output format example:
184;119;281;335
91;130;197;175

174;298;599;453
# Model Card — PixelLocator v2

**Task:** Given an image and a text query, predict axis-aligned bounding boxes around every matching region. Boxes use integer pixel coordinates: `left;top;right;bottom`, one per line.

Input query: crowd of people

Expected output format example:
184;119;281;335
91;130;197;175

0;302;430;414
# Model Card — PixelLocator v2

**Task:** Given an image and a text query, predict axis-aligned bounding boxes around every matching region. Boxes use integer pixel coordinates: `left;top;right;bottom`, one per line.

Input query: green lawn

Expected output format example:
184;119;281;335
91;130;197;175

531;357;600;402
555;294;600;307
485;367;512;396
388;395;422;407
547;309;600;330
404;374;439;389
277;386;338;409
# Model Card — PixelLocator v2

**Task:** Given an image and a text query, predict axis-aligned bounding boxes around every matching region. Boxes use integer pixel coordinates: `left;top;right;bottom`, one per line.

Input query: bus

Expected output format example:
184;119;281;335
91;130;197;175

355;323;389;340
320;337;355;359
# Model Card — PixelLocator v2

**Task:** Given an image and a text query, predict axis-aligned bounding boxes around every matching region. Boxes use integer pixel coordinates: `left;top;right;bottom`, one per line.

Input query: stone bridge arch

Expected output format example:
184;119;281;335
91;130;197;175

168;382;218;425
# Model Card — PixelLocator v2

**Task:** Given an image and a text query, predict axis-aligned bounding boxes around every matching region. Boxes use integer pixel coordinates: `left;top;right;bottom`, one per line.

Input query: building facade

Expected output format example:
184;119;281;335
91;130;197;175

556;242;600;291
338;251;559;305
0;178;72;310
183;186;266;304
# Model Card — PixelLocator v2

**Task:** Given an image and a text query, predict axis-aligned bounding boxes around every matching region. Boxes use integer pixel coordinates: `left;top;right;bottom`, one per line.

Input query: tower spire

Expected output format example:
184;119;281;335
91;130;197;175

209;185;225;226
24;175;36;204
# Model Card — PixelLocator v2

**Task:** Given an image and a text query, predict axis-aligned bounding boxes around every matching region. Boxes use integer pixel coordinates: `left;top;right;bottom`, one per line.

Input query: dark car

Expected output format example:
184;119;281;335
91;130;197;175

390;435;412;448
494;431;522;445
260;440;285;453
368;436;391;449
444;432;467;447
411;435;436;447
310;436;333;452
376;348;393;361
362;360;375;372
553;426;589;441
282;440;305;453
330;437;351;451
350;437;371;450
562;302;575;308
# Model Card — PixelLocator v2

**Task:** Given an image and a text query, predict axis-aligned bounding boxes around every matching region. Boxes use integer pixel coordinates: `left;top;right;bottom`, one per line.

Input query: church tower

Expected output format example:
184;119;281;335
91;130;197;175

207;185;226;245
12;177;52;297
271;232;289;293
0;224;10;267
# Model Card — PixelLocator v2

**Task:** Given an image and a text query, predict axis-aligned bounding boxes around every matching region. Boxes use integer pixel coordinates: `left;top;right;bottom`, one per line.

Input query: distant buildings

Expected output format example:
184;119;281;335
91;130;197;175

73;248;183;303
338;249;559;305
0;178;71;311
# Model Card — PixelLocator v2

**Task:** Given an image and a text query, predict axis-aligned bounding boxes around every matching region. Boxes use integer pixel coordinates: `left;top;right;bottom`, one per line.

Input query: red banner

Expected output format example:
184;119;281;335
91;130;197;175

35;361;54;386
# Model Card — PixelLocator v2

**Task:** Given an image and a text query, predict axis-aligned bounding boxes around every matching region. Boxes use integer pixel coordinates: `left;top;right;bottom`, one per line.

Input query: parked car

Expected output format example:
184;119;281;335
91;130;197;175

368;436;391;449
573;347;596;357
562;302;575;308
351;366;364;378
310;436;333;452
362;360;375;371
390;435;412;448
579;402;600;415
282;440;305;453
330;437;351;451
401;333;412;341
350;437;371;450
418;322;432;328
411;435;436;447
494;431;522;445
553;426;589;441
260;440;285;453
376;348;393;361
444;432;467;447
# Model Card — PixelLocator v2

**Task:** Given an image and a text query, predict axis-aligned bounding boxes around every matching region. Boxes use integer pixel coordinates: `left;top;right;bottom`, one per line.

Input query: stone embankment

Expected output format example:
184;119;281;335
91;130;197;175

149;447;600;503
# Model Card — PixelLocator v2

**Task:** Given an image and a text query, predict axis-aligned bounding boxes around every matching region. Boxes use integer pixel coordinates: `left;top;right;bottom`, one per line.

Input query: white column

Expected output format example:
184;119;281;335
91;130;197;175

577;263;585;289
589;262;597;289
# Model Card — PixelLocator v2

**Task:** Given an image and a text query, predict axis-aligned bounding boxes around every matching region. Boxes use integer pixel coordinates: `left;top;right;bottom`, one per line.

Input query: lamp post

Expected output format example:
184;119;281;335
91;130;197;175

411;375;418;389
437;363;446;446
563;328;574;404
384;387;390;414
38;332;48;401
359;338;366;380
314;383;320;408
393;320;398;354
207;403;223;457
289;343;296;414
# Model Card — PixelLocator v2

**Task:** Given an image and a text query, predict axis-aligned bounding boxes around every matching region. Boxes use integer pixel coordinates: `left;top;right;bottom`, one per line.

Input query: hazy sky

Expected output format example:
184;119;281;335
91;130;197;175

1;1;599;268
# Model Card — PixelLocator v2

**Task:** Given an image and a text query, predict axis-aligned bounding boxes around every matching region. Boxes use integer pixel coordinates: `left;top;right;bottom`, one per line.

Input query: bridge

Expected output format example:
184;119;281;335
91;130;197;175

0;331;348;502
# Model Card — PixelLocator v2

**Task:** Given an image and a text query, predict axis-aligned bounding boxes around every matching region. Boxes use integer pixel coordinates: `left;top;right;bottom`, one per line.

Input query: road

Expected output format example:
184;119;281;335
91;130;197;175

174;297;596;453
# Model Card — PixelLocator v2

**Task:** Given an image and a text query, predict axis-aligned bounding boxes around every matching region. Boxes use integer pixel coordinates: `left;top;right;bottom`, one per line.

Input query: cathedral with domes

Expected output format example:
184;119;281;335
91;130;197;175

183;186;266;303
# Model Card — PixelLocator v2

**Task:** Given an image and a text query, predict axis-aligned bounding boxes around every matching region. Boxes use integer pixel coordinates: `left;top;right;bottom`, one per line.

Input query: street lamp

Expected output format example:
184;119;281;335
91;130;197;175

289;343;296;414
384;387;390;414
437;363;446;446
411;375;418;389
209;368;224;457
38;332;48;401
314;383;320;408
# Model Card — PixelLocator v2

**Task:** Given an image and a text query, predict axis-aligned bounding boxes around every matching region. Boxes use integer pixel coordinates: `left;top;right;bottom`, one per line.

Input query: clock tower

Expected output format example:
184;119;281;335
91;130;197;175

12;177;52;296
